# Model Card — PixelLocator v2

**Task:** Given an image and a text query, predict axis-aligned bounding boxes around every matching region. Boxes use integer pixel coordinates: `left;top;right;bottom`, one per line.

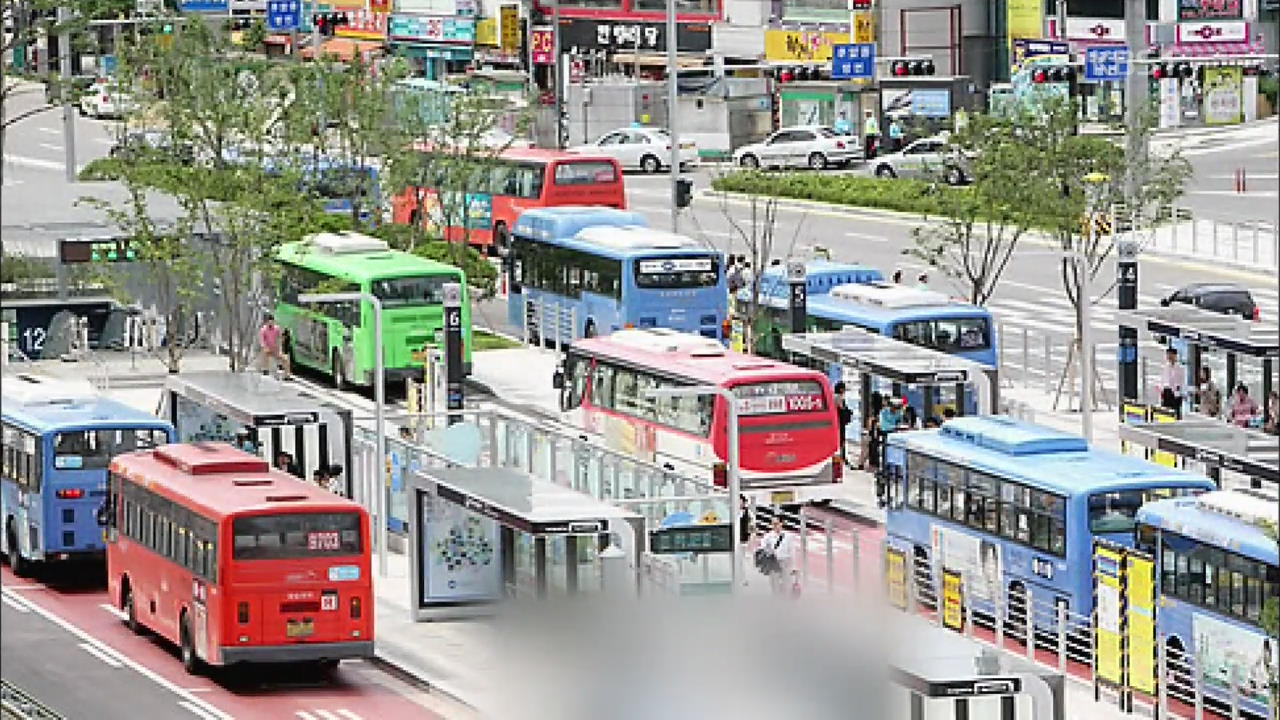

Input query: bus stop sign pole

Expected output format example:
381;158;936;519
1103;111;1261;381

444;282;465;426
787;260;807;335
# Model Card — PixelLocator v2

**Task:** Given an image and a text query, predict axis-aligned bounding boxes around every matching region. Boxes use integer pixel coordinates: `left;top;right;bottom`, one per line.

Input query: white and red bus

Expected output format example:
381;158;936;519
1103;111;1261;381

555;329;843;504
104;442;373;674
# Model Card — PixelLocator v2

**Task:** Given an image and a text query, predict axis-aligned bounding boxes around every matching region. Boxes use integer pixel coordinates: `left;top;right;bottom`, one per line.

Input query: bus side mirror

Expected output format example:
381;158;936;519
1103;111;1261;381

552;370;564;390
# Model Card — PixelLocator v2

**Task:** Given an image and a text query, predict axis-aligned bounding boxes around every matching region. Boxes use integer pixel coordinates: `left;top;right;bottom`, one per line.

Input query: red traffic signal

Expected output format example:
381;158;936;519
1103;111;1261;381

891;60;934;77
1032;68;1048;84
1151;63;1168;80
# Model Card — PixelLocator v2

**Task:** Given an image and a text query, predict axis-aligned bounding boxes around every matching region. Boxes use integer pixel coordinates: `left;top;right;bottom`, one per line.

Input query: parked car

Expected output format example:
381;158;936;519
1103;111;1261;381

1160;283;1259;321
570;127;697;173
108;130;195;164
733;126;860;171
871;135;971;185
78;81;138;119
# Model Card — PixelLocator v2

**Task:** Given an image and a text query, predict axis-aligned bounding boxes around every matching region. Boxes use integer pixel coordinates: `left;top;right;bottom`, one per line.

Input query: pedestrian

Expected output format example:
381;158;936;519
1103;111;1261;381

1266;391;1280;436
915;272;930;291
1228;383;1260;428
892;269;904;284
878;397;904;437
313;466;331;491
834;381;854;466
325;464;345;496
740;261;754;289
257;313;292;380
727;256;744;294
275;450;301;478
756;516;795;595
833;110;852;136
739;500;753;544
942;407;956;421
1193;366;1221;418
234;430;257;454
859;392;885;471
902;404;919;430
862;110;880;160
1158;347;1186;414
888;118;904;152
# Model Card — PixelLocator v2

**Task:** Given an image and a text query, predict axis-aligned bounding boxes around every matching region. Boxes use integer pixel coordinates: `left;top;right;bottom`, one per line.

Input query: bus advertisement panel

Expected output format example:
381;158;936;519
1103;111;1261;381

881;416;1215;635
1;375;174;574
509;207;727;343
557;329;842;504
105;443;373;673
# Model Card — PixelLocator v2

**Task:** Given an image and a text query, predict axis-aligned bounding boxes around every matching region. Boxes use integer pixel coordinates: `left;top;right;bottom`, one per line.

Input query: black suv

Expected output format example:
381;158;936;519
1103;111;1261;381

1160;283;1259;321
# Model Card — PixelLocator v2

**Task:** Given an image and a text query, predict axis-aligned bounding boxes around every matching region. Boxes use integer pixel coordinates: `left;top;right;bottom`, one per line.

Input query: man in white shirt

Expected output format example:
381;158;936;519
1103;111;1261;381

758;516;795;595
1159;347;1186;413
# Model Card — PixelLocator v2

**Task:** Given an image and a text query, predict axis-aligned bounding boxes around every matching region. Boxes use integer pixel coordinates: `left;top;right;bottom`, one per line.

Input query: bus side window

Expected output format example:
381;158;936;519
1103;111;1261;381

563;356;588;410
592;363;616;410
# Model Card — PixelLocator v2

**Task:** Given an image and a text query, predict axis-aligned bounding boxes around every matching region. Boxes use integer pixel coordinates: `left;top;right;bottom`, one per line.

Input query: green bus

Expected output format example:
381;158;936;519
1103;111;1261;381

275;231;472;388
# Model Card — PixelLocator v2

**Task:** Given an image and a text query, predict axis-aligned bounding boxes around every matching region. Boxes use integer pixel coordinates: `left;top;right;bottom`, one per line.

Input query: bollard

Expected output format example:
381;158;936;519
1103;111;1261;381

1057;602;1067;673
799;506;809;588
1022;327;1030;389
824;516;834;593
1024;586;1035;660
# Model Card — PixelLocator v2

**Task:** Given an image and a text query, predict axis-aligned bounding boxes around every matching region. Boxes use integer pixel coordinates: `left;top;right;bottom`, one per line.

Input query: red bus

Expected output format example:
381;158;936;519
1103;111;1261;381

104;443;373;673
390;147;626;253
556;329;843;505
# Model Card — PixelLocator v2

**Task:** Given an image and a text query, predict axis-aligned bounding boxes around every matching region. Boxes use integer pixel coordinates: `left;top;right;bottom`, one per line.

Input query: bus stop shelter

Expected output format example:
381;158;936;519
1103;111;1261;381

158;371;354;493
409;466;643;620
1119;419;1279;488
1121;305;1279;425
781;327;999;426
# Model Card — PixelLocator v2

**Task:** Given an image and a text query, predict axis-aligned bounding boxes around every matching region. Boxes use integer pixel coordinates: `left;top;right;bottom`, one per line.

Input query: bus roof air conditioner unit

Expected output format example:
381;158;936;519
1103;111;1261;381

1196;489;1280;528
2;374;98;405
305;231;390;255
829;282;952;309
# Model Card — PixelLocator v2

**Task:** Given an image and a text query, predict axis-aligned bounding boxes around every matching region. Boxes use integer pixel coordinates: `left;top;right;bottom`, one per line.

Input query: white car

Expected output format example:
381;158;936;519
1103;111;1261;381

571;127;698;173
733;125;861;171
871;135;972;185
79;82;137;119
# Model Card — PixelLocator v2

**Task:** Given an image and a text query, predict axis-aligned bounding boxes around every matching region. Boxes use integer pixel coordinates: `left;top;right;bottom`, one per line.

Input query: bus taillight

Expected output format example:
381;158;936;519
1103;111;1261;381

237;601;250;624
56;488;85;500
712;462;727;488
350;596;362;619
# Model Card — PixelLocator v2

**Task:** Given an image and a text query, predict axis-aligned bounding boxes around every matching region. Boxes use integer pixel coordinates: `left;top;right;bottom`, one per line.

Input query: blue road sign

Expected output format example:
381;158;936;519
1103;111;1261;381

1084;46;1130;82
179;0;228;11
267;0;302;31
832;43;876;80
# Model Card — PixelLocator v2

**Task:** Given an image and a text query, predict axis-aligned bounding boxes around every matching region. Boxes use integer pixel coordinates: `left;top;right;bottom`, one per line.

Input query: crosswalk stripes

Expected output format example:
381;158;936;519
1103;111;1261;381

295;710;362;720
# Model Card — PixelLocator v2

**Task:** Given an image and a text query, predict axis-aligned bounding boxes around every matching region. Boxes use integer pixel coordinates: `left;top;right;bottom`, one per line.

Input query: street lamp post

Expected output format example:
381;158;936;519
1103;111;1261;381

1079;171;1110;444
300;291;387;576
644;385;740;589
666;0;680;233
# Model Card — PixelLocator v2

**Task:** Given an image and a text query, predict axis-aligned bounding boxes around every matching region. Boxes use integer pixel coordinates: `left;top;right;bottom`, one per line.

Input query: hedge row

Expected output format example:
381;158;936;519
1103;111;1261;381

709;171;967;216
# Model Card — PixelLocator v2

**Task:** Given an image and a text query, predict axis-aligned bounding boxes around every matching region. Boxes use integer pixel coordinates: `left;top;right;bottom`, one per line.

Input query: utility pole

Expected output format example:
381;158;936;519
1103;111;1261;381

666;0;679;232
1119;0;1147;411
57;4;77;183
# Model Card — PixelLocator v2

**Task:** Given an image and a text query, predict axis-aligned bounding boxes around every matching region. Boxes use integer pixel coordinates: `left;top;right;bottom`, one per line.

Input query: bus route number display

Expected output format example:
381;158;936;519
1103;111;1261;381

308;531;342;551
737;393;825;415
637;258;714;274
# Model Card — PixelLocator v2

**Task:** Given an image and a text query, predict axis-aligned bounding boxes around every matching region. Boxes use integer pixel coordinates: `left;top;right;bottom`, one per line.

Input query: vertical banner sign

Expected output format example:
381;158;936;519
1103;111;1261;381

443;282;464;426
942;568;964;631
499;4;519;53
1117;237;1138;410
1119;403;1149;457
852;12;874;44
1006;0;1044;52
530;27;553;64
787;260;807;335
1094;542;1127;690
1125;552;1157;697
1149;408;1179;467
1203;66;1243;125
885;547;907;610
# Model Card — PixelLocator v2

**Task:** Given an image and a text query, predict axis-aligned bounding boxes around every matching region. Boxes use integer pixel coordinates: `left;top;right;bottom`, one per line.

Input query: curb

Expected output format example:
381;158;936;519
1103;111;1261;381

369;649;478;712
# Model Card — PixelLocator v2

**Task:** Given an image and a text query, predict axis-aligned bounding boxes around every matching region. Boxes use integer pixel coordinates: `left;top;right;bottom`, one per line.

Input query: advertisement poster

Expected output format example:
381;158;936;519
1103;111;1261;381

421;494;502;604
1203;66;1242;125
942;569;964;631
911;89;951;118
885;547;907;610
1094;544;1125;686
764;30;849;63
930;525;1001;601
175;395;238;444
1006;0;1043;48
1192;613;1276;705
1179;0;1242;19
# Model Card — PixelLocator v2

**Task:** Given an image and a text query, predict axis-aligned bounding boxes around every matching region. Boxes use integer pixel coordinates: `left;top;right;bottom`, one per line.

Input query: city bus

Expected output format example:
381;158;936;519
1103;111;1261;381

1;373;173;575
508;207;727;343
880;415;1215;635
729;258;883;351
555;328;843;504
105;442;373;673
274;231;472;388
389;147;626;253
1136;488;1279;717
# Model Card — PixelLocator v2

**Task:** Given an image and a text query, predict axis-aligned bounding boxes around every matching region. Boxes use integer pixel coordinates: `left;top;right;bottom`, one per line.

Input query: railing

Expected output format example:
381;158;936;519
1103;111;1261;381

0;680;65;720
521;296;578;354
1117;203;1278;270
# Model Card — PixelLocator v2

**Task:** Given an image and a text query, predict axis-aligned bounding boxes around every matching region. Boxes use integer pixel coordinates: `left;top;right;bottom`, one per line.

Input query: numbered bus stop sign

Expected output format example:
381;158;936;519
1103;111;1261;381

832;44;876;80
1084;46;1129;82
267;0;301;31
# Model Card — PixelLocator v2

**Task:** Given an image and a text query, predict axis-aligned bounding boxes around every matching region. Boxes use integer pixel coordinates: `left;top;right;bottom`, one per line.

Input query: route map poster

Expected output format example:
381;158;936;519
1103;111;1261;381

420;494;502;604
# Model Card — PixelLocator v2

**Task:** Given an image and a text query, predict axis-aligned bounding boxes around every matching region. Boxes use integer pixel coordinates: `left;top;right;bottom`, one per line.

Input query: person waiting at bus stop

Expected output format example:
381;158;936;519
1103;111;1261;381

257;314;292;380
756;516;795;596
1158;347;1185;415
833;381;854;467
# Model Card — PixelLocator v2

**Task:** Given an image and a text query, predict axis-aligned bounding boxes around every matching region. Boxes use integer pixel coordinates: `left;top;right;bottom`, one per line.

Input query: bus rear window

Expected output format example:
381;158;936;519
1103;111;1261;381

372;275;451;307
733;380;828;415
233;513;362;560
893;317;991;352
554;161;618;185
1089;488;1198;534
53;428;170;470
634;256;721;289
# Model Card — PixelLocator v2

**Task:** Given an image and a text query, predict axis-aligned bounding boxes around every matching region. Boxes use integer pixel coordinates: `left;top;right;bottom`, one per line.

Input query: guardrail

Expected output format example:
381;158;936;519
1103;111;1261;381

1;680;65;720
1116;203;1278;271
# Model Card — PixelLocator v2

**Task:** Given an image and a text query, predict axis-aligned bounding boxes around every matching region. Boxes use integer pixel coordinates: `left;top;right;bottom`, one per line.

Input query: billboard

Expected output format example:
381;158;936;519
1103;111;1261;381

1203;66;1243;125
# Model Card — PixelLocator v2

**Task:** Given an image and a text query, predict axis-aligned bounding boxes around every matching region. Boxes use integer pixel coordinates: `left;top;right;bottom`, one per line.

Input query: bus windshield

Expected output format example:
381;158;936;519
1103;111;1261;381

733;380;829;415
232;512;362;560
1089;488;1199;534
53;428;170;470
634;256;721;290
371;275;450;307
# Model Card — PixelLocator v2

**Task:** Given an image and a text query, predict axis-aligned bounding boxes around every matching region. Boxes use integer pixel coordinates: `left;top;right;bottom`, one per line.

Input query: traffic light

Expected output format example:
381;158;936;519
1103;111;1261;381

675;178;693;209
1152;62;1195;81
891;59;935;77
1031;65;1076;84
851;0;872;8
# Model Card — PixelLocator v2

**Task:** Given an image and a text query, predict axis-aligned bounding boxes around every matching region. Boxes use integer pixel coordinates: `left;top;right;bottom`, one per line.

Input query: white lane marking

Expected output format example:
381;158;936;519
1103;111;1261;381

0;587;231;719
3;154;75;171
79;641;125;668
179;700;225;720
38;142;64;151
296;712;320;720
314;710;342;720
38;127;61;135
93;137;116;145
100;602;128;620
336;711;363;720
2;584;43;590
845;231;888;243
2;593;32;612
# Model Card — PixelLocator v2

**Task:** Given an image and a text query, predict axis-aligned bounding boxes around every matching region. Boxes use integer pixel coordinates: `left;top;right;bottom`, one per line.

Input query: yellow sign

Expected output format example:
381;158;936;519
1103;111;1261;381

475;18;497;47
942;569;964;631
1081;211;1112;237
764;29;850;63
1126;553;1157;695
500;4;520;54
1006;0;1042;46
1150;407;1178;467
885;547;907;610
852;12;874;44
1094;543;1125;687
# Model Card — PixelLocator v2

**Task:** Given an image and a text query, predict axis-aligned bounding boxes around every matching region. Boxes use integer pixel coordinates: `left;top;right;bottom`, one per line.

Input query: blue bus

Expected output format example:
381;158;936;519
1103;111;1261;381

1137;489;1279;717
1;375;174;575
224;149;380;224
881;416;1216;635
507;206;727;342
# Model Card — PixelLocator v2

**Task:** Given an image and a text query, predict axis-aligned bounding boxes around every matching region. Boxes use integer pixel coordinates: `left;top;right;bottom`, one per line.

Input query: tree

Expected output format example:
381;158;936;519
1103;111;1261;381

903;109;1046;306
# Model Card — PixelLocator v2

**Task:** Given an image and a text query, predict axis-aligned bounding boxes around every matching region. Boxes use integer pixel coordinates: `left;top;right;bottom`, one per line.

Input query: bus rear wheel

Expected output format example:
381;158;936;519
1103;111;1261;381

123;582;142;634
180;614;202;675
331;350;346;391
7;524;30;578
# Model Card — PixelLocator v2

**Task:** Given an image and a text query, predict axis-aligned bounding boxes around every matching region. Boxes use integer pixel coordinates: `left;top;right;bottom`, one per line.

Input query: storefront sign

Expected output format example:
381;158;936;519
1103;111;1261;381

500;4;520;53
1065;16;1124;41
1006;0;1043;45
397;0;470;15
1203;66;1242;125
336;8;389;40
530;27;553;64
764;29;848;62
1011;37;1068;74
852;12;874;44
910;88;951;117
389;14;476;43
1176;20;1248;42
558;18;712;55
1178;0;1242;20
474;17;496;46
